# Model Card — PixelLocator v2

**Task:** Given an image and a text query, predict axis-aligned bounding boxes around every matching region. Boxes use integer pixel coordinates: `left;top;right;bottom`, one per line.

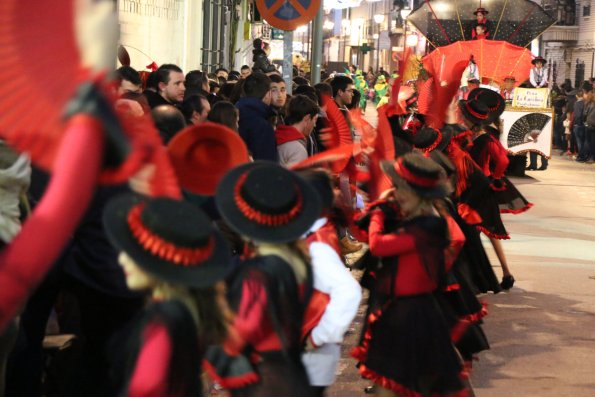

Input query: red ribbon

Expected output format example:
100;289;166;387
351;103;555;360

393;158;440;188
420;128;443;153
146;61;158;71
465;101;489;120
127;203;214;266
234;173;302;226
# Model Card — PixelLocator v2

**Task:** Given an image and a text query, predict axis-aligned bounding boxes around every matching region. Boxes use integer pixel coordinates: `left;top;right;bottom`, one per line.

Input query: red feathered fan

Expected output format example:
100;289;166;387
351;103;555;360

290;144;359;171
417;57;468;129
320;95;353;173
386;47;412;118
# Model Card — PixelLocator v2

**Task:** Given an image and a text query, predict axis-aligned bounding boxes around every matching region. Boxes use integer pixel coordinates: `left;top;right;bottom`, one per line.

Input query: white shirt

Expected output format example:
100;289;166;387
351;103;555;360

530;67;548;88
301;220;362;386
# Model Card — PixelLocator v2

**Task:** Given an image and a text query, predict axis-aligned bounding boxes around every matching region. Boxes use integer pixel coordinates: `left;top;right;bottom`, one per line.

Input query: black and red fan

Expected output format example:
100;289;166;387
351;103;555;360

407;0;556;49
507;113;551;148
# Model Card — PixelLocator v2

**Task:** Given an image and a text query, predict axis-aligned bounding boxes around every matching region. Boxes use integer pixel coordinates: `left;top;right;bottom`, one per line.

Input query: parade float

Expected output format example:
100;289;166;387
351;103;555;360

407;0;557;173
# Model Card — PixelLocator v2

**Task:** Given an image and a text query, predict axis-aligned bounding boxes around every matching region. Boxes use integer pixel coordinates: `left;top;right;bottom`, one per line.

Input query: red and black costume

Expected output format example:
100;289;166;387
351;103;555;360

205;255;314;397
112;300;202;397
352;211;468;397
470;128;533;214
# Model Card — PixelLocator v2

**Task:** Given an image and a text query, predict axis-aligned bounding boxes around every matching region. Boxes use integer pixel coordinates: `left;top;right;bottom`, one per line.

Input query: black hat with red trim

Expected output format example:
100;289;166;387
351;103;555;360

412;126;454;153
215;161;322;243
467;87;506;122
473;7;489;15
458;91;497;126
380;152;447;199
103;194;232;288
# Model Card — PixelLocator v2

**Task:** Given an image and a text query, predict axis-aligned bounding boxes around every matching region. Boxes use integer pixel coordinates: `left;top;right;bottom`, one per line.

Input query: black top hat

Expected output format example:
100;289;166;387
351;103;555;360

216;161;322;243
531;56;547;66
103;194;232;288
473;7;489;15
412;126;453;153
467;88;505;122
380;153;447;199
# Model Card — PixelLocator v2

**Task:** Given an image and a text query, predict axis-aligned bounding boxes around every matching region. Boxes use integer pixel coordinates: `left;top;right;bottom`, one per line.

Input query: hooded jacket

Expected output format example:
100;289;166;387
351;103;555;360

237;97;278;161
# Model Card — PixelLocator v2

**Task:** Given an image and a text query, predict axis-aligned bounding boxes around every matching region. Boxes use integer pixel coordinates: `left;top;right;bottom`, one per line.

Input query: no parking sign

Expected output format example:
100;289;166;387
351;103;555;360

256;0;321;31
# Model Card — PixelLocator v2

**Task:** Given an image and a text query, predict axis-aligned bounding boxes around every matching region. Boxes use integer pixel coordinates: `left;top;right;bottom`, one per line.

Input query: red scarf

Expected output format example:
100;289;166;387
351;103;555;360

275;125;304;145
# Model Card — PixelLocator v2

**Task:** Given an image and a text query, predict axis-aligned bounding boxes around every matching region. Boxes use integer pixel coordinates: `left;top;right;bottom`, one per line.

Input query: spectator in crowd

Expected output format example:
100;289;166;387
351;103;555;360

240;65;251;79
115;66;142;96
582;89;595;163
184;70;210;99
151;104;187;144
269;73;288;126
293;76;310;87
218;82;236;101
215;67;229;80
236;72;277;161
275;95;320;166
330;75;355;112
252;38;277;74
179;94;211;126
207;100;240;132
228;71;241;82
574;89;589;162
146;64;185;108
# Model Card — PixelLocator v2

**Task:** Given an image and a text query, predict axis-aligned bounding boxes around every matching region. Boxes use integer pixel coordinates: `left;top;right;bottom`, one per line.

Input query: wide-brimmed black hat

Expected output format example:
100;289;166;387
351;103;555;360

531;56;547;65
103;194;232;288
380;152;447;199
458;98;490;125
216;161;322;243
412;126;453;153
473;7;489;15
467;88;506;122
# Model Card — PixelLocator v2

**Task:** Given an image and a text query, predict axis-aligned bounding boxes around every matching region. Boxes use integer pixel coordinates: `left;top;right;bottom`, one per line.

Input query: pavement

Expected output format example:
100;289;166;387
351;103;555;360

327;104;595;396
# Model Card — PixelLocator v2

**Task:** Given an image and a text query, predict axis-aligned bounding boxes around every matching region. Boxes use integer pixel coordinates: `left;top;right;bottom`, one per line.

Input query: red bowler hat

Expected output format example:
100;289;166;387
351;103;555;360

167;122;249;196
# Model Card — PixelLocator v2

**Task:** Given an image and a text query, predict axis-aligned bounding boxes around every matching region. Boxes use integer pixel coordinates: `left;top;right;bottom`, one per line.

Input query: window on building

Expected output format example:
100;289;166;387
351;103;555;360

584;4;591;17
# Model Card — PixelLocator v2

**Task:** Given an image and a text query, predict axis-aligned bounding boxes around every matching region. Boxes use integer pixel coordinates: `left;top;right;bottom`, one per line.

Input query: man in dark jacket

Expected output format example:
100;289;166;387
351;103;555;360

236;73;277;161
574;89;588;162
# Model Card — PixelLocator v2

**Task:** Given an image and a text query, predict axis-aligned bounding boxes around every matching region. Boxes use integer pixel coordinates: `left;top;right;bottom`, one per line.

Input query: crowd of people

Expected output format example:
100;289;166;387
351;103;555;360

0;31;542;397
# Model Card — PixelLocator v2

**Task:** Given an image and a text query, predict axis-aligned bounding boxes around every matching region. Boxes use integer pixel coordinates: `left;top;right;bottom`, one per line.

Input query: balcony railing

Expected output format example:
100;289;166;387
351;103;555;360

542;25;579;42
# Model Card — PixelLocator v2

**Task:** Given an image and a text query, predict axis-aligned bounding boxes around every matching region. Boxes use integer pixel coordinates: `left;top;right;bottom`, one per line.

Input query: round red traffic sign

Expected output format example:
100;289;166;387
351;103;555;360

256;0;321;31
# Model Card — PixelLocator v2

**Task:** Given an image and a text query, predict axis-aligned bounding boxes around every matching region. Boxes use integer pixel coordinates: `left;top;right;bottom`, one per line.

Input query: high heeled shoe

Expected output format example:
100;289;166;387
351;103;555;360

501;275;515;290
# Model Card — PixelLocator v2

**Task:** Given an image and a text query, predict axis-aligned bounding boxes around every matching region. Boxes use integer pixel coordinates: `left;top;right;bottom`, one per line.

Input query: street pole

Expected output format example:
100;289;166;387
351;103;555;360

283;31;293;95
311;6;323;84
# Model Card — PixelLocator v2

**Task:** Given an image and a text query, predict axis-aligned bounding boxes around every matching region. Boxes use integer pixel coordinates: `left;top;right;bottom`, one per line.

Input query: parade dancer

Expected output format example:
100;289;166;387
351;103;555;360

352;152;469;397
102;195;233;397
459;89;518;290
298;169;362;396
206;162;322;397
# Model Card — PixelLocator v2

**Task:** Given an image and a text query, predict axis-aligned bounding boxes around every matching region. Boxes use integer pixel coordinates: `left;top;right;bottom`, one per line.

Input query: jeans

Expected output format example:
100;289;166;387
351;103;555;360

575;125;588;161
587;127;595;161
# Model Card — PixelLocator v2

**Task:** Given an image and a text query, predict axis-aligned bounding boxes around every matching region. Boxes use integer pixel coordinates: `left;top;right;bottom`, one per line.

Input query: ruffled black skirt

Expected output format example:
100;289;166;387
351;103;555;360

352;294;468;397
495;176;533;214
460;171;509;240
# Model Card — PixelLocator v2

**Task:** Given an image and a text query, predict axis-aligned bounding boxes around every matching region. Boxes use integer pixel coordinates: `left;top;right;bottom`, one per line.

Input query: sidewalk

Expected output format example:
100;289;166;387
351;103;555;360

329;153;595;396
